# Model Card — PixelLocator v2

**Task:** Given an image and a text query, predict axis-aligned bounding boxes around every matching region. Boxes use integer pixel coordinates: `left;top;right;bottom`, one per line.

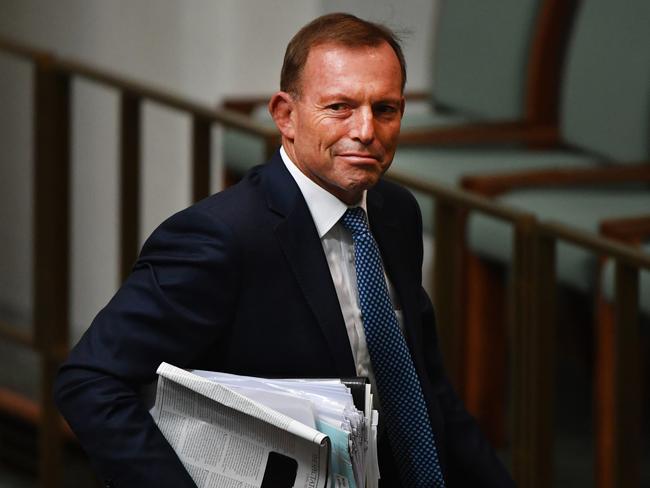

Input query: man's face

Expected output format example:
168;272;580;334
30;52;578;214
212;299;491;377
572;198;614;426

278;42;404;205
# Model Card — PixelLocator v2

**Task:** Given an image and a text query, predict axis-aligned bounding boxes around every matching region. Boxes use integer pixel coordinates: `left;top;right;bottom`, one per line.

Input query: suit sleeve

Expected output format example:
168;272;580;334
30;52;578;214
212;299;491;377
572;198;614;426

54;205;241;487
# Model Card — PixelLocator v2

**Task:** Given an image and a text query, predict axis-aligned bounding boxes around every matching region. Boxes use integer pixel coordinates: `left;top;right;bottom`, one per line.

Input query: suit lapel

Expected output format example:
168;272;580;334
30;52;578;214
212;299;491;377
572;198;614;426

367;187;422;348
261;154;357;377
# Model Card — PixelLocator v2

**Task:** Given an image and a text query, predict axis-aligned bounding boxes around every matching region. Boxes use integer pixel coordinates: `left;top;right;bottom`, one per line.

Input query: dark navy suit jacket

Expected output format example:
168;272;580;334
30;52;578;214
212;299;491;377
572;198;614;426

54;152;514;487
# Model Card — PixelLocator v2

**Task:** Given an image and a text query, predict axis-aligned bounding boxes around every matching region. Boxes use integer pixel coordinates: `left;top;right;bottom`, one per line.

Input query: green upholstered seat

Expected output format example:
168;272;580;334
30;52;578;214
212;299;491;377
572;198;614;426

389;147;600;233
601;243;650;316
398;0;541;131
466;189;650;293
463;0;650;291
558;0;649;162
392;0;649;291
433;0;540;120
388;0;649;240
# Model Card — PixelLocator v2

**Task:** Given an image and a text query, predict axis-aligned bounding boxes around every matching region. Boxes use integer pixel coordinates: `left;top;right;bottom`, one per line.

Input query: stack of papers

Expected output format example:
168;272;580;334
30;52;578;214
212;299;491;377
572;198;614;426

151;363;379;488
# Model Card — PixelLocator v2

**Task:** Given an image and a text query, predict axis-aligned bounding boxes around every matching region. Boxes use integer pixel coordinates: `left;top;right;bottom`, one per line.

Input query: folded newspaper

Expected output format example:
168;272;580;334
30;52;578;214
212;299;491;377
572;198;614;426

151;362;380;488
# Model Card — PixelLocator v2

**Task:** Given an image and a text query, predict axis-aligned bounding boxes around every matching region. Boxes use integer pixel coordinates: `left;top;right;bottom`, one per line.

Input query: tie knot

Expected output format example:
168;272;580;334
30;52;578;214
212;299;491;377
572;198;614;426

341;207;369;237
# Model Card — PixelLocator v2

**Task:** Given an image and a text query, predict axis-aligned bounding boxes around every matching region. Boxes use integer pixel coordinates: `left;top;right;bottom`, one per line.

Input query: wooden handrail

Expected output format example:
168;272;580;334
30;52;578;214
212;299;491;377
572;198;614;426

387;168;537;222
55;58;277;137
0;320;34;347
600;215;650;244
539;220;650;270
0;387;75;440
0;35;277;138
0;35;52;61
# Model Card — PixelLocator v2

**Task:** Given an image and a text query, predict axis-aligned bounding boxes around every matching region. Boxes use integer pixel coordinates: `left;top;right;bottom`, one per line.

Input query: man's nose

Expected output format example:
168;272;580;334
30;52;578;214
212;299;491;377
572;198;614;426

350;107;375;145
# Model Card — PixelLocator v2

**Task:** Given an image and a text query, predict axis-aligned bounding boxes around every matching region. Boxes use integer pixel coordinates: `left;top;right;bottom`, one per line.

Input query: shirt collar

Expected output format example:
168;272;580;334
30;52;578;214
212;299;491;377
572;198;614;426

280;146;367;238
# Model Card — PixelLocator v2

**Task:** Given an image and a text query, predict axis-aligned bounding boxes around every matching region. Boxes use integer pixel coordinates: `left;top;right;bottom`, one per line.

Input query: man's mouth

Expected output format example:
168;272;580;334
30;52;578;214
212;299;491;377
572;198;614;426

336;152;381;163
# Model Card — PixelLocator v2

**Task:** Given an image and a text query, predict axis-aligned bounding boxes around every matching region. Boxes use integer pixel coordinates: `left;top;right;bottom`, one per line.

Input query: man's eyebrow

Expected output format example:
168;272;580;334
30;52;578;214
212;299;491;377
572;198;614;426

318;93;355;103
318;94;403;105
373;98;403;105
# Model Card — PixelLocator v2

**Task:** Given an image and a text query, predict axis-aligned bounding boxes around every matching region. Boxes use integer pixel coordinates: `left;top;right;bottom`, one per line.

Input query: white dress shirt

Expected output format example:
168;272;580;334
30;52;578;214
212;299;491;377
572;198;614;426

280;146;404;383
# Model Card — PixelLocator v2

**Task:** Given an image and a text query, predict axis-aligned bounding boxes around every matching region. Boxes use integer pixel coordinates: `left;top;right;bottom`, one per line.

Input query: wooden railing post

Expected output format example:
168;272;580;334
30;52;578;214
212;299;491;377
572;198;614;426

33;54;71;488
511;216;537;486
512;217;557;488
192;115;212;202
612;261;640;487
119;92;141;281
433;200;465;387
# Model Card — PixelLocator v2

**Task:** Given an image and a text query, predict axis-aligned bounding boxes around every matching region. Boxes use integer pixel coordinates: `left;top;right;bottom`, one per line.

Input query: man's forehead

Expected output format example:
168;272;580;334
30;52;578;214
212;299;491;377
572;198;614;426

300;41;402;89
305;41;393;62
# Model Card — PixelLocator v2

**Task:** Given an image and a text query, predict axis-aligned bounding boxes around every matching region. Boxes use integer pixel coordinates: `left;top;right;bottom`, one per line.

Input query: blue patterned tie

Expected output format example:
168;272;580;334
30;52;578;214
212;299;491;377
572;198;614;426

342;207;445;488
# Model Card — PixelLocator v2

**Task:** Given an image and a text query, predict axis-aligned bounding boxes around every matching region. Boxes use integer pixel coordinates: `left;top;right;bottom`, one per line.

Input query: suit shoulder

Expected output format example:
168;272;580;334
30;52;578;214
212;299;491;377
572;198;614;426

170;169;266;227
375;177;420;212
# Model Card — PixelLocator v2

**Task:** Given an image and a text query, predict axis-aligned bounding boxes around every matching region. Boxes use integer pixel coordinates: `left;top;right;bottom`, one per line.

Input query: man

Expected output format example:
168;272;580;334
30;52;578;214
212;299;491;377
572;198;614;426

55;13;514;488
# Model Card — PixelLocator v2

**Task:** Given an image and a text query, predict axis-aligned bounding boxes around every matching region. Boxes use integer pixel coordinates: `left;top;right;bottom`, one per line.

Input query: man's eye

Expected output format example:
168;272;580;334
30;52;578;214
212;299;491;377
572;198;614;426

375;104;398;115
328;103;348;111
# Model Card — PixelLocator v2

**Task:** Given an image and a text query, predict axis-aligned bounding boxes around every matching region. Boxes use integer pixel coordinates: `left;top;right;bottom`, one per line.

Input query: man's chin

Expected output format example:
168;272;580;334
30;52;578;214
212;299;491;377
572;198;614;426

344;175;381;194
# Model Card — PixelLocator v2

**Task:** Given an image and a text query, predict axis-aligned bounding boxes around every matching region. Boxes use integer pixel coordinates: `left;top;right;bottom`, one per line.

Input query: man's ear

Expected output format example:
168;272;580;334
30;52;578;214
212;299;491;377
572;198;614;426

269;91;296;140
